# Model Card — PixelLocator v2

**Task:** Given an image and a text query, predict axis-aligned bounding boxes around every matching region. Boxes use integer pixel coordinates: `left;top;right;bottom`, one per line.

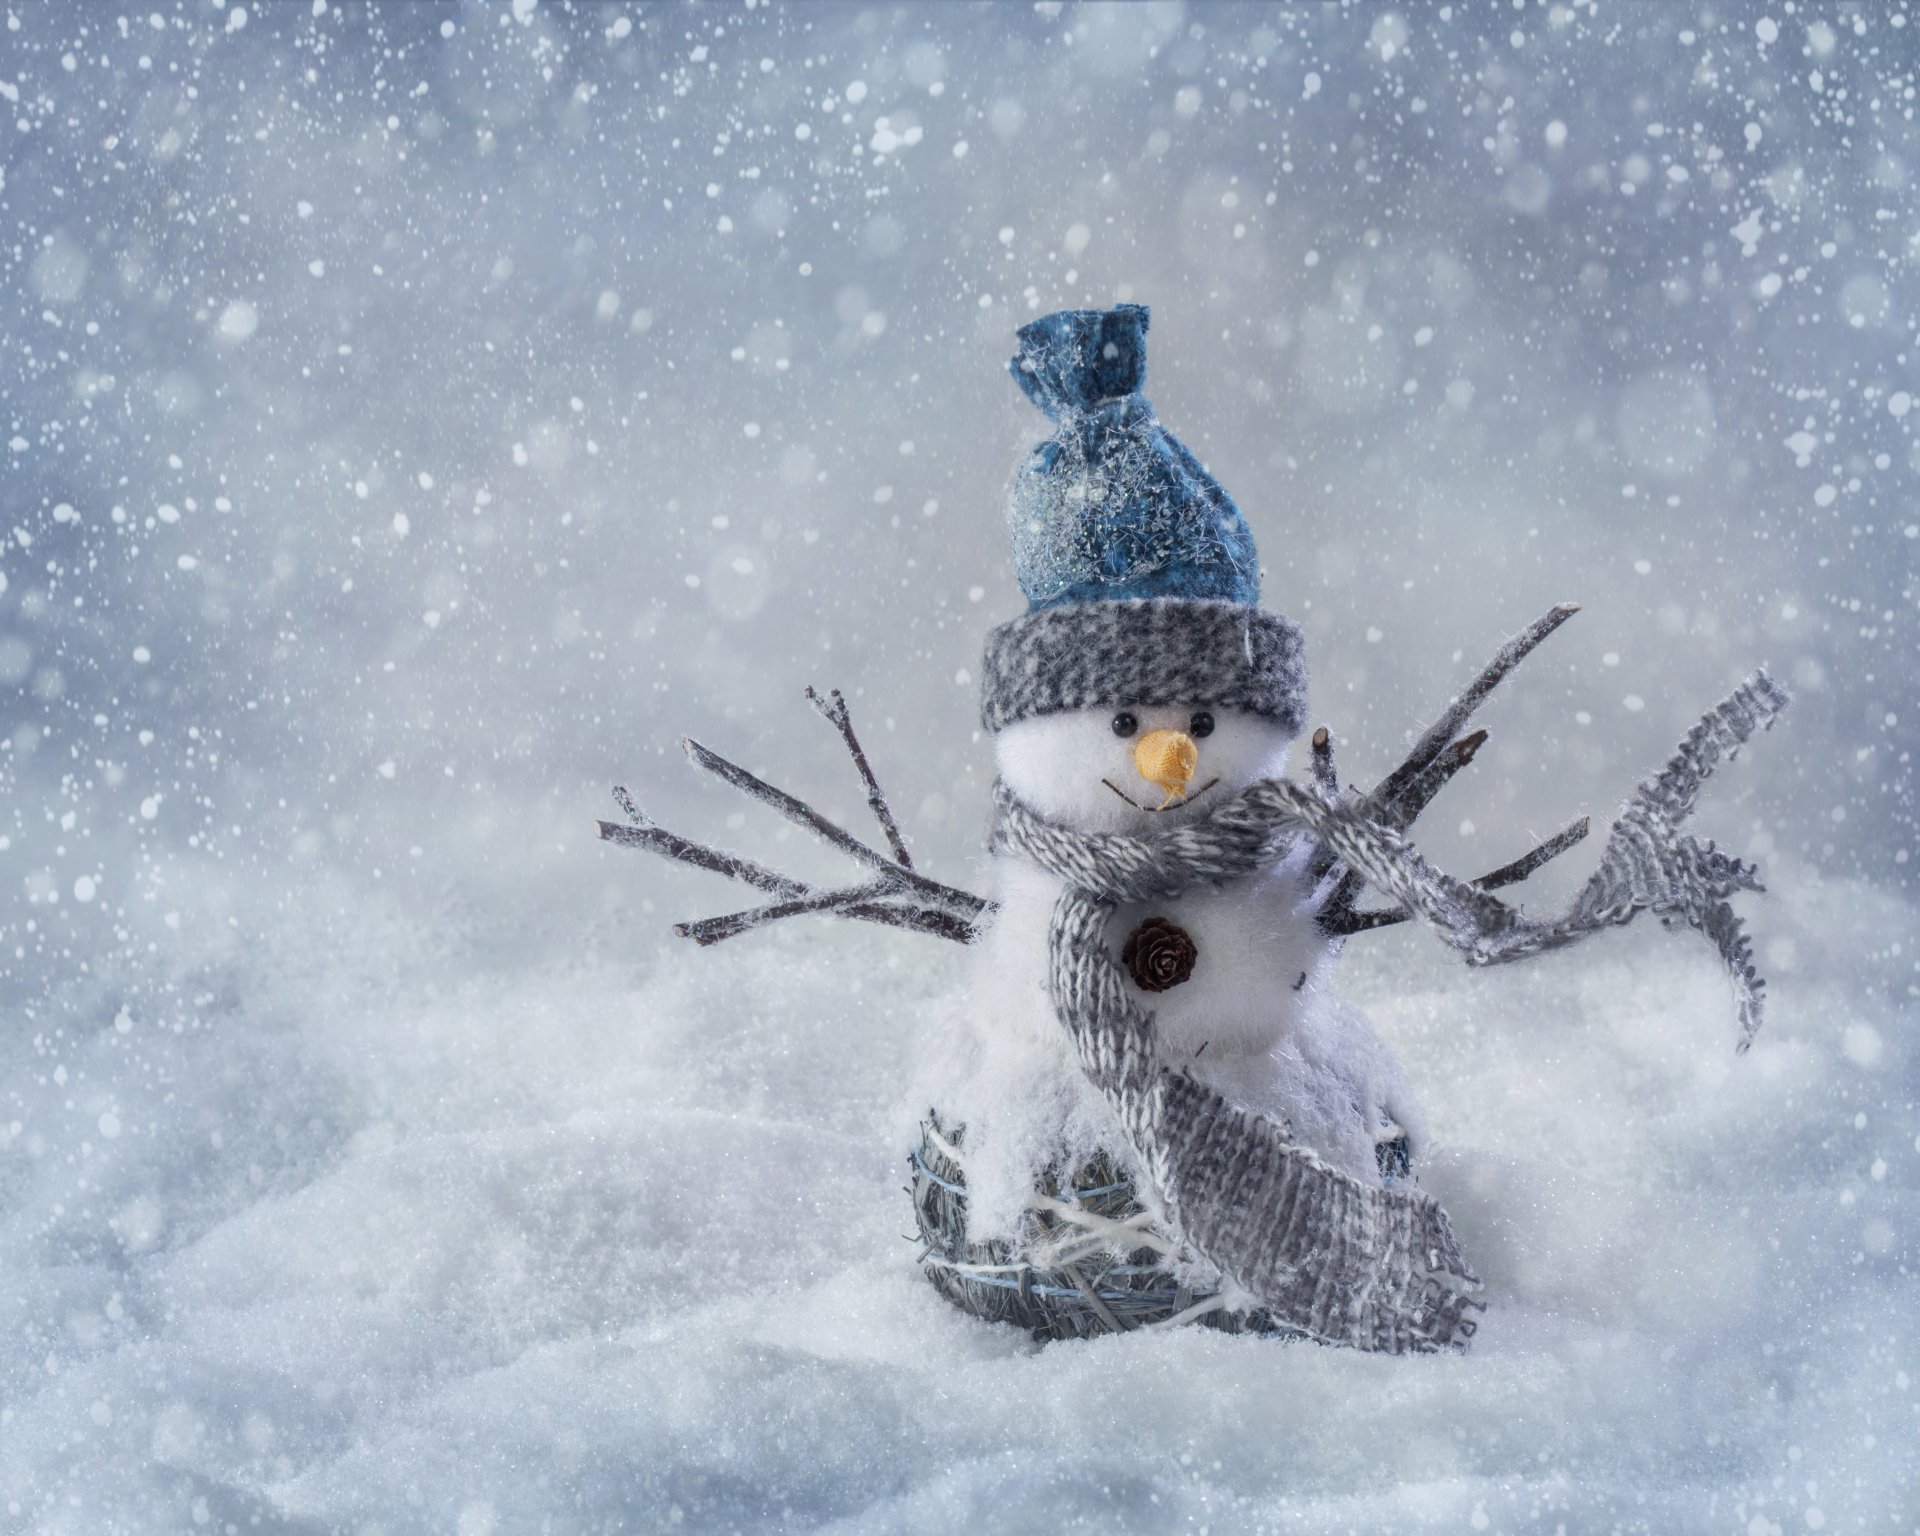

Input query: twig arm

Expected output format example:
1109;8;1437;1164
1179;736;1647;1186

595;813;805;899
854;905;981;945
679;895;981;947
601;686;992;951
1310;605;1579;918
1475;816;1590;891
1316;867;1364;929
807;685;915;868
1309;727;1337;796
1387;728;1488;831
681;737;989;917
1318;816;1591;937
1371;602;1579;813
672;880;889;945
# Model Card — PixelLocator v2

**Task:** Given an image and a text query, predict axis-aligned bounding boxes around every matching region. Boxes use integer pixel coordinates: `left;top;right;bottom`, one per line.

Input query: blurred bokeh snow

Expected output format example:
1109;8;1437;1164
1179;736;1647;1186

1;2;1915;1532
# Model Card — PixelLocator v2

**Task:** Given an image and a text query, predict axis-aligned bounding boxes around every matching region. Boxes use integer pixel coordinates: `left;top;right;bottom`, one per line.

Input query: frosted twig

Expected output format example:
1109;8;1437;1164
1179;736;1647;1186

1309;726;1337;796
1475;816;1591;890
681;736;988;916
601;691;990;949
1320;817;1591;936
596;811;805;899
1312;605;1580;925
1387;729;1488;831
1316;729;1492;919
857;904;979;944
806;684;915;868
673;881;891;944
1372;602;1580;813
671;881;981;947
687;897;976;947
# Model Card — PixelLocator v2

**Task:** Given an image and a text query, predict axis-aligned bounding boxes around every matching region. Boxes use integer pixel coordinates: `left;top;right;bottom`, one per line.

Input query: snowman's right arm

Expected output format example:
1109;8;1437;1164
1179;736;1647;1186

597;686;993;948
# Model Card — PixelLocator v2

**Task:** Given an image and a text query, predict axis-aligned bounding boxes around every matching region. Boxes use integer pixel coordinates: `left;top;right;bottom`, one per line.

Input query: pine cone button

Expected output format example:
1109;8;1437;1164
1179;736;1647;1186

1121;916;1198;992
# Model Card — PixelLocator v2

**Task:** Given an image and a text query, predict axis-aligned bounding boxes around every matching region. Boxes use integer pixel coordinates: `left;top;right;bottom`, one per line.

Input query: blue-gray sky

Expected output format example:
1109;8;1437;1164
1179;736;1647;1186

3;2;1911;989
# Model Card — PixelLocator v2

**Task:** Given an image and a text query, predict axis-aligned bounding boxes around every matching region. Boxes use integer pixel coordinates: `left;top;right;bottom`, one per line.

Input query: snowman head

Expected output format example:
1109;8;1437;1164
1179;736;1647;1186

983;595;1305;833
981;305;1307;831
995;698;1295;834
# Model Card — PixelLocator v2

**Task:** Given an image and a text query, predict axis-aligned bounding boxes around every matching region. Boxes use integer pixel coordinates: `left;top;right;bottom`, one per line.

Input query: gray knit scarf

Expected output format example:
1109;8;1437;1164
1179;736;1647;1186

988;671;1788;1353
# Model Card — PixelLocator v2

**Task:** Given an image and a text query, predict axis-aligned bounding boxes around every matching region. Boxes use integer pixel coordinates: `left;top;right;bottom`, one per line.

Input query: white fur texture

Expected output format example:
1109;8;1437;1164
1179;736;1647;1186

946;705;1427;1240
994;703;1292;835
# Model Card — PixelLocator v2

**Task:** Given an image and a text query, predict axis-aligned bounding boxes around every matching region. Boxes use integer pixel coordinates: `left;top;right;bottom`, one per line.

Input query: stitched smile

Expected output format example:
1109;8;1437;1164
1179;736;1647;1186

1100;777;1222;814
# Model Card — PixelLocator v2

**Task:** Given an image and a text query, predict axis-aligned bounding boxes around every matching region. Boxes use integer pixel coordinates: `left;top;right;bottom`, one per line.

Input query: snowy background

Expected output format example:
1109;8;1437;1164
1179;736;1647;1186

2;1;1917;1531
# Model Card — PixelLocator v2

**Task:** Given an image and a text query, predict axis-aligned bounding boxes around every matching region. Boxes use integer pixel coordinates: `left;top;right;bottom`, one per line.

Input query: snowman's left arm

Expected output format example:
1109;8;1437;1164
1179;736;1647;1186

1324;816;1593;934
1287;672;1790;1050
1313;603;1591;929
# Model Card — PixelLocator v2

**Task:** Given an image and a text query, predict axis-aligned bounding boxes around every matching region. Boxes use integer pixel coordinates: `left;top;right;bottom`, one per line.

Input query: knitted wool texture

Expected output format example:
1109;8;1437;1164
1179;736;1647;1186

987;670;1788;1352
1005;304;1262;610
979;598;1308;735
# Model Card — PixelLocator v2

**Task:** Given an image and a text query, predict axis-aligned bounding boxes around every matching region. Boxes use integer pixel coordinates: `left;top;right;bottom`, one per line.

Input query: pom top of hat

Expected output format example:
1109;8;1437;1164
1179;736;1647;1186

1009;303;1150;421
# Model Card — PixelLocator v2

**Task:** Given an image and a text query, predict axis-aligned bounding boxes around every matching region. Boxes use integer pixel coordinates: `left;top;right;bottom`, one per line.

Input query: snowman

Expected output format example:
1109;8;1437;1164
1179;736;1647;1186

960;647;1426;1231
952;304;1422;1245
601;302;1788;1352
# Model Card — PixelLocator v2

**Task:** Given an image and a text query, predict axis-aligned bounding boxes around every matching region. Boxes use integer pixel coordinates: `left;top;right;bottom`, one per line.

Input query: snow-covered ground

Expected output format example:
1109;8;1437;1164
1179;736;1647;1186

3;3;1915;1532
4;850;1914;1533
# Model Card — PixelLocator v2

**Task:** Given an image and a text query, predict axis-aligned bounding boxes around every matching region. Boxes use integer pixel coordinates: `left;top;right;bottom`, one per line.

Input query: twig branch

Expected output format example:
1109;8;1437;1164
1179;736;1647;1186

672;881;890;945
807;685;914;868
1388;728;1487;831
1319;817;1591;936
681;736;988;917
862;906;979;944
1312;605;1581;928
601;690;990;950
1316;871;1363;928
1309;727;1337;797
1475;816;1590;891
1371;602;1579;814
601;790;986;944
596;811;805;899
1320;907;1414;936
679;894;977;947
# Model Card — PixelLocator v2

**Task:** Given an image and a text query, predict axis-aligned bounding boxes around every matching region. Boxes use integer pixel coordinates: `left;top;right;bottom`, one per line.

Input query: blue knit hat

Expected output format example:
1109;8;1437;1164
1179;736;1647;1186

1006;304;1260;609
980;304;1306;735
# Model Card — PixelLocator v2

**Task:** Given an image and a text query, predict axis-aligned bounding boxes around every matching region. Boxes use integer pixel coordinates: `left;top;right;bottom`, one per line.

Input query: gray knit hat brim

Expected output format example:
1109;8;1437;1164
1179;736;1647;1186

979;598;1307;735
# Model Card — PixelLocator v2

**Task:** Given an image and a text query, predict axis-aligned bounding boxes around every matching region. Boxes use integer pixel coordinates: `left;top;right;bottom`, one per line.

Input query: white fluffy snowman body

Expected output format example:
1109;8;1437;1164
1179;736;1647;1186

940;701;1425;1242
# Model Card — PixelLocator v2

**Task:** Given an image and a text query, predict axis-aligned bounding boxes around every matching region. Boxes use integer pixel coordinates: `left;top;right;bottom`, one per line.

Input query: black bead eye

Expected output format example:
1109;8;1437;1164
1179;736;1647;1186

1189;711;1215;739
1110;711;1138;739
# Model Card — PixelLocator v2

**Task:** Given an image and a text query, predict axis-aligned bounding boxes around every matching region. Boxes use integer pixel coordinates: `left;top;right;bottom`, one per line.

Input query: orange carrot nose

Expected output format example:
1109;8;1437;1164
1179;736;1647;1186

1134;729;1199;807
